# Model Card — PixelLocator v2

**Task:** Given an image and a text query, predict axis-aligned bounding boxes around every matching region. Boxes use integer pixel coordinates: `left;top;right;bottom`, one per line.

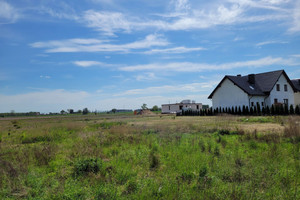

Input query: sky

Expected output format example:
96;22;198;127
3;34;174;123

0;0;300;113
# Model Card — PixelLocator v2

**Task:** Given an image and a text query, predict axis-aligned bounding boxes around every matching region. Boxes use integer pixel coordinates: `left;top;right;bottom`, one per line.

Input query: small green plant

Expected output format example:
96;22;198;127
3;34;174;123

149;151;159;170
74;158;102;176
218;129;230;135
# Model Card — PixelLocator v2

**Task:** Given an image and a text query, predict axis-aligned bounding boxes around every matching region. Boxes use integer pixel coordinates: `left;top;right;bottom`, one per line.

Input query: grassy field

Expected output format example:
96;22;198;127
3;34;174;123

0;114;299;199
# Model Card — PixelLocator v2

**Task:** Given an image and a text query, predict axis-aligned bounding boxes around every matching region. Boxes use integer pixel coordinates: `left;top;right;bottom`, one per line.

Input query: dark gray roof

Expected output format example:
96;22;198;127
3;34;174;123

208;70;296;99
291;79;300;91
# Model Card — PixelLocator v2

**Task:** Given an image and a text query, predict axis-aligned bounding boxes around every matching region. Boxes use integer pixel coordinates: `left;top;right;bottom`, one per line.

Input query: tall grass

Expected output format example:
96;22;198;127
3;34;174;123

0;115;299;199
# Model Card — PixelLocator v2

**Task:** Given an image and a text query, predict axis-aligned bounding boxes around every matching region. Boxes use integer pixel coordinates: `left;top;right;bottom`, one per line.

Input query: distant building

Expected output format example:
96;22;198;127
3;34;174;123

162;100;202;114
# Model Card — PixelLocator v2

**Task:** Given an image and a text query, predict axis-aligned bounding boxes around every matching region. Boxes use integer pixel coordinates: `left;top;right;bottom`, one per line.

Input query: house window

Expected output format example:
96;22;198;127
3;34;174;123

169;106;170;110
284;84;288;91
274;98;278;104
196;105;199;109
261;102;264;107
276;84;280;91
284;99;288;106
251;102;254;107
179;105;183;110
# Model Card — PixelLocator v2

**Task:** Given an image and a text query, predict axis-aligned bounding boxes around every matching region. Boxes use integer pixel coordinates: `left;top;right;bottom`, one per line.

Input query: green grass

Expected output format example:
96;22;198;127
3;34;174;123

0;115;299;199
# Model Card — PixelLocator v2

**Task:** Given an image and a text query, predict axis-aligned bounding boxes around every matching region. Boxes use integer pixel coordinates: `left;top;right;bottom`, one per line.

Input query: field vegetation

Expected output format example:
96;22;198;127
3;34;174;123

0;114;299;199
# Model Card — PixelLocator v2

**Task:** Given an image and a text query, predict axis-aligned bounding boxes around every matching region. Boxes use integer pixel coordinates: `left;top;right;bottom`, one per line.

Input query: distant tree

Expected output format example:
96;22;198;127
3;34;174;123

256;102;261;115
111;108;117;113
202;105;209;109
238;106;242;115
60;110;65;115
231;106;235;114
82;108;89;115
152;105;159;111
284;104;289;115
250;107;254;115
290;105;294;115
295;105;300;115
245;106;249;115
266;106;270;115
271;105;275;115
77;109;82;114
68;109;74;114
242;105;246;115
141;103;148;110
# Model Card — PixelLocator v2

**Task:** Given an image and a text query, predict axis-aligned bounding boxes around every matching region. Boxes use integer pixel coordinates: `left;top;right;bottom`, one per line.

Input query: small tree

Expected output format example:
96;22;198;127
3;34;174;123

290;105;294;115
82;108;89;115
60;110;65;115
67;109;74;114
111;108;117;113
141;103;148;110
266;106;270;115
295;105;300;115
256;102;261;116
271;105;275;115
152;105;159;111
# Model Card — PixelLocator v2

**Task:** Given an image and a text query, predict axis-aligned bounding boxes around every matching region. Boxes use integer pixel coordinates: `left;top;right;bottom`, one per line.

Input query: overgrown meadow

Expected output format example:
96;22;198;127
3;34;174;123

0;114;299;199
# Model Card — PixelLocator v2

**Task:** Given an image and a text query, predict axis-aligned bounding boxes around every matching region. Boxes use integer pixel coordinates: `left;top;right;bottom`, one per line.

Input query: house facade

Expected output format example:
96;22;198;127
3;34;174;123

292;79;300;106
208;70;297;110
162;100;202;114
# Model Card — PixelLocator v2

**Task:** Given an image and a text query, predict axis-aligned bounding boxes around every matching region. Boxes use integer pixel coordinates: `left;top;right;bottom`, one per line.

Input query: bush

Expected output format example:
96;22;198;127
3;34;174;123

74;158;102;176
218;129;230;135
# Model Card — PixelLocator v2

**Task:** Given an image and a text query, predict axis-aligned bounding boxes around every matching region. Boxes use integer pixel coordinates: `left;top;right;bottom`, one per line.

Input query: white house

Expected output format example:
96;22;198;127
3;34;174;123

162;100;202;114
292;79;300;106
208;70;298;109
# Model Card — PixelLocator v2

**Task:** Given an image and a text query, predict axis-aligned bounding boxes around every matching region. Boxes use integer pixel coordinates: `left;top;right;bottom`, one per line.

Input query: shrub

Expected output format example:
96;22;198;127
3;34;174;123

74;158;102;176
218;129;230;135
149;152;159;170
290;105;294;115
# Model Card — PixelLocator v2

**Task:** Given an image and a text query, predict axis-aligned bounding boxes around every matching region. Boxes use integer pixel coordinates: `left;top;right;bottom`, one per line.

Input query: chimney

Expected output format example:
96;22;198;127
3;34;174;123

248;74;255;84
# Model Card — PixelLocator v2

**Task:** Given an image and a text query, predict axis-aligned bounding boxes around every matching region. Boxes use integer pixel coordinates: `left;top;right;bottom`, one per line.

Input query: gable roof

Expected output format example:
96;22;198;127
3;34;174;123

208;70;297;99
291;79;300;91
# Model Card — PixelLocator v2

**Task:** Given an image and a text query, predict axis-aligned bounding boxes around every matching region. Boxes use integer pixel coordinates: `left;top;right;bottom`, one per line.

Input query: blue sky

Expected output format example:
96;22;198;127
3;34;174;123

1;0;300;113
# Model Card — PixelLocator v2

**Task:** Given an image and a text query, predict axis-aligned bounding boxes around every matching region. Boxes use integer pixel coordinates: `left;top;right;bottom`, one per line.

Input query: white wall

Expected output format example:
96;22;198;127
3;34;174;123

294;92;300;106
211;78;249;109
266;74;295;107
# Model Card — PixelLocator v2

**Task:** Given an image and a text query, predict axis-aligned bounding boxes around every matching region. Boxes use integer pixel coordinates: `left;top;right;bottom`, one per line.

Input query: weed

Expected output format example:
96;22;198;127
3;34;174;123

73;158;102;176
149;151;159;170
218;129;230;135
284;117;300;143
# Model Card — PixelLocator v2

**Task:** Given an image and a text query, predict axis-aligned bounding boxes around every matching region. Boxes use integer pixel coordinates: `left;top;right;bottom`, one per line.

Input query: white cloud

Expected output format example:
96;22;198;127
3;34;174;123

73;61;112;68
143;46;205;54
288;0;300;33
40;75;51;79
82;10;132;35
256;40;288;46
114;82;217;97
0;1;19;24
30;34;169;53
135;72;157;81
120;56;299;72
0;89;90;113
79;0;294;35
